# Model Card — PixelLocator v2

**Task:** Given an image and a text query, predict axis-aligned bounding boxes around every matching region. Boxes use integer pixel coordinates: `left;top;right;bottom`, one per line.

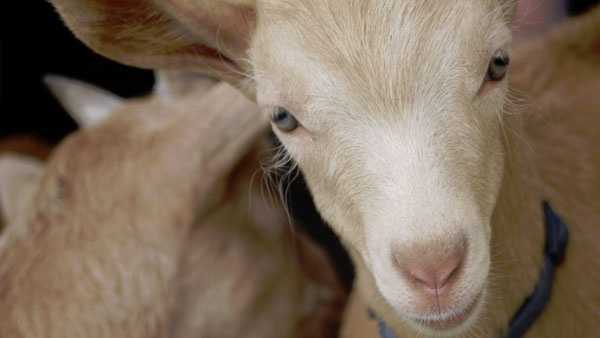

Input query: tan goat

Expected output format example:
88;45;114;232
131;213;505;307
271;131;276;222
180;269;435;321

47;0;600;337
0;73;344;338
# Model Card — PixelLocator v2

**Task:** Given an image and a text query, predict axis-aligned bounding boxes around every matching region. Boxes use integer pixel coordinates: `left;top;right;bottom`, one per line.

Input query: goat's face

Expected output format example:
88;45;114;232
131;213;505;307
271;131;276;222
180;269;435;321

252;1;512;334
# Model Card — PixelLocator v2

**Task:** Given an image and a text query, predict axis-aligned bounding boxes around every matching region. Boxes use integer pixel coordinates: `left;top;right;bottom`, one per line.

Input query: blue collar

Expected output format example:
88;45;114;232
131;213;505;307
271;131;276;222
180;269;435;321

370;201;569;338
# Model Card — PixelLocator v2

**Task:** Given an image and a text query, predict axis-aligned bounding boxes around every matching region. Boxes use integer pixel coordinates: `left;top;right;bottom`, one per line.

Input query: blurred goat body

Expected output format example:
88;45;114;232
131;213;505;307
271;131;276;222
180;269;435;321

0;74;343;338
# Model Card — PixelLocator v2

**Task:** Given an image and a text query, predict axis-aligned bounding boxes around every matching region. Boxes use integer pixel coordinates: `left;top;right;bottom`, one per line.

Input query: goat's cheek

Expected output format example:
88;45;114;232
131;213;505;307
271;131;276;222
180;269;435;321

301;160;366;249
465;231;491;294
298;163;337;220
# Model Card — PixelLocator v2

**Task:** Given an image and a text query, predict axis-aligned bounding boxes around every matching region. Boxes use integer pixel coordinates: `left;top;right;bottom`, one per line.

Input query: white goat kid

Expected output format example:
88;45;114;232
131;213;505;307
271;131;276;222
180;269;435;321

48;1;600;337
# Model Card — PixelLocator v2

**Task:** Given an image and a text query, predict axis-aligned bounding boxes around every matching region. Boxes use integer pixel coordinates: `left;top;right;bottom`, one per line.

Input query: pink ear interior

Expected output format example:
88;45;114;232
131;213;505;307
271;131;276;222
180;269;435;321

49;0;256;85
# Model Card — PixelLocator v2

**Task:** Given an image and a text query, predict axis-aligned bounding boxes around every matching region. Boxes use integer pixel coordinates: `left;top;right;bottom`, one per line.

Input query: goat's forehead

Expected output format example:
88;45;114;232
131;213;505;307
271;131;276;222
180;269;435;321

254;0;509;113
259;0;502;40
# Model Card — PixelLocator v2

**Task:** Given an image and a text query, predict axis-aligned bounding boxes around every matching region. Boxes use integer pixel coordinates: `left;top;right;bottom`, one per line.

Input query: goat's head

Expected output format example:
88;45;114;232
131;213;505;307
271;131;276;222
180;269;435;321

1;73;260;243
49;0;516;334
253;2;514;333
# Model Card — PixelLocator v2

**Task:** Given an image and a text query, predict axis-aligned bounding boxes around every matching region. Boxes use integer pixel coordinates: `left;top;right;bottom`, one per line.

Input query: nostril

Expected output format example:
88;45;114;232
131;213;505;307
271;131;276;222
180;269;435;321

408;256;462;292
438;257;461;288
408;268;439;291
394;240;466;293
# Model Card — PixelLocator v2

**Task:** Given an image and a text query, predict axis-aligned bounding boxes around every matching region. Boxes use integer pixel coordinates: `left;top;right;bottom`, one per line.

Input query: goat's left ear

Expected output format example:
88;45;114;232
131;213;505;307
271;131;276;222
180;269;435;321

49;0;257;96
0;155;44;225
44;75;124;128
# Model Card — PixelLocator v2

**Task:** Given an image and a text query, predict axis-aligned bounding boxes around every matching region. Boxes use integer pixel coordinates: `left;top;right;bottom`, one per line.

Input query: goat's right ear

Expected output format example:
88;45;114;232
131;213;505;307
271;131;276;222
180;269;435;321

44;75;123;128
49;0;256;95
0;155;44;225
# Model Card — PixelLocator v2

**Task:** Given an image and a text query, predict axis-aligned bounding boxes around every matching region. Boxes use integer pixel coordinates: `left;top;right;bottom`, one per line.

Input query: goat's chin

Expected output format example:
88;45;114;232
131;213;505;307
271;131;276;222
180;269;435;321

404;288;487;338
382;287;487;338
377;281;488;338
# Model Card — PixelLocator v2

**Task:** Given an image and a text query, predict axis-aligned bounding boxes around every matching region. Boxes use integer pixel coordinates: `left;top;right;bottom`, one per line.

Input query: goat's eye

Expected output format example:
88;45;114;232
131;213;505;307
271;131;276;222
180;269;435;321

487;49;510;82
271;107;299;132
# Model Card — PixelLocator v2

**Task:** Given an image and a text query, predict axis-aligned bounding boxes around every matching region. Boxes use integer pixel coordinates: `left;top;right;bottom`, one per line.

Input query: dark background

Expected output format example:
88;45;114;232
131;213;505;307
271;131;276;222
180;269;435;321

1;0;598;286
568;0;599;13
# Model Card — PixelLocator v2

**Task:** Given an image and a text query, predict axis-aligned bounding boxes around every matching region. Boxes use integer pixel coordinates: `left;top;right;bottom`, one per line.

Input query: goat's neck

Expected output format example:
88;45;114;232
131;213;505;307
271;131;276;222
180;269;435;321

483;113;546;334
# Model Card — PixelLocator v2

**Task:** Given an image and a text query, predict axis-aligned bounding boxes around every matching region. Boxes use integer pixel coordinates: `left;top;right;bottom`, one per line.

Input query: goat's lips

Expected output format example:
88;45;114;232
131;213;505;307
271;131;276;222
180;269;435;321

417;293;481;331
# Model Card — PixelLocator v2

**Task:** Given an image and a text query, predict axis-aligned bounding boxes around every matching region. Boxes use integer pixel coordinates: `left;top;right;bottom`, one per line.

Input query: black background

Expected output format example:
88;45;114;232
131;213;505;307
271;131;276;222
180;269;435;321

1;0;598;286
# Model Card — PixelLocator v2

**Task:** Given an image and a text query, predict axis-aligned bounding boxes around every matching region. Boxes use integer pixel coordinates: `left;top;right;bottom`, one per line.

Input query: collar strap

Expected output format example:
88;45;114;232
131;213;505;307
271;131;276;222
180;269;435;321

369;202;569;338
505;201;569;338
368;309;399;338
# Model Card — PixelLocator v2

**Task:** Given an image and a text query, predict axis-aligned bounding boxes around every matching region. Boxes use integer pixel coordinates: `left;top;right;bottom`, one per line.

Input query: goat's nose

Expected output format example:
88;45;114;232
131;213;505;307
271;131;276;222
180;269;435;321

394;241;466;294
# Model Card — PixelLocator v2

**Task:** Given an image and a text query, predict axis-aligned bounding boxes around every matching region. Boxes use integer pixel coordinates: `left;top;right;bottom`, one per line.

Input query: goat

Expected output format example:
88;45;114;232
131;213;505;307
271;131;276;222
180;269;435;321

48;0;600;337
0;73;344;338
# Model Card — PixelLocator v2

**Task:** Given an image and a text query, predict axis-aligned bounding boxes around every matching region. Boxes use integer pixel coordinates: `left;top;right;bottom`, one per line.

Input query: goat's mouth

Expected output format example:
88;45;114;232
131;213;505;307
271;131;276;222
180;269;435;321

411;291;483;332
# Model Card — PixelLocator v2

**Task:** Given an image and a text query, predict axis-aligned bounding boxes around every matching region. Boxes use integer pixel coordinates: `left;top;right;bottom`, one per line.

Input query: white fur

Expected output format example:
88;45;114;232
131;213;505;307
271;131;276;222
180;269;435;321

44;75;124;127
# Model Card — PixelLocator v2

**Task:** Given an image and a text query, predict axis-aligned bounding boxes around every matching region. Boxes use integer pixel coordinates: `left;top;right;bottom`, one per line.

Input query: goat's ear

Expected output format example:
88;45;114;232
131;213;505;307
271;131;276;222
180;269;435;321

154;71;218;101
49;0;256;94
0;155;44;225
44;75;123;128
